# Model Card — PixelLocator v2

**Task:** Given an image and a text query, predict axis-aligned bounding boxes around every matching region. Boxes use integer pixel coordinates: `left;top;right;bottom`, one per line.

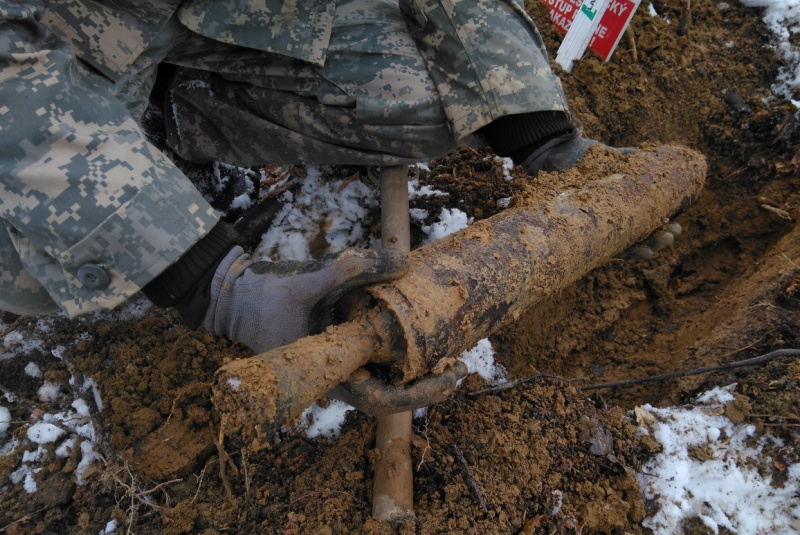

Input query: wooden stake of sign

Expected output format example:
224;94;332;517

555;0;610;72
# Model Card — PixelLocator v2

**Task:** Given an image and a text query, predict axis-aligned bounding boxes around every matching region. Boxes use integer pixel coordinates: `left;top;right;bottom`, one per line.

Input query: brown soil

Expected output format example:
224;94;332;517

2;0;800;533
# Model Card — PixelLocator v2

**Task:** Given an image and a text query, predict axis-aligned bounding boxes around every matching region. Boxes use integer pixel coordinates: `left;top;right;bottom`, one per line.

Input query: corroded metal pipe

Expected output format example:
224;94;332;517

212;145;707;449
372;165;415;524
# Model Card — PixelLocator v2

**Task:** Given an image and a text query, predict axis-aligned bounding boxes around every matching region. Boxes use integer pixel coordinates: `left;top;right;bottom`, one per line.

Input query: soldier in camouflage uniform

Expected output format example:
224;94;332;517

0;0;595;353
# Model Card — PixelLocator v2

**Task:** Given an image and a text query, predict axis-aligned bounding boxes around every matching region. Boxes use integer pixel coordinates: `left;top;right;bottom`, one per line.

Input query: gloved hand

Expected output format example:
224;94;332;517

202;246;408;353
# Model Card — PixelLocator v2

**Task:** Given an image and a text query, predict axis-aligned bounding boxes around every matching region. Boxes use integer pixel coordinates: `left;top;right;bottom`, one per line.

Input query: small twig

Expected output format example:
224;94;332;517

288;491;369;509
780;253;800;270
451;444;488;512
414;408;439;472
0;315;26;339
0;508;45;533
677;0;691;36
242;452;251;496
0;382;38;412
581;349;800;391
467;373;578;398
209;420;234;501
191;464;207;504
626;28;638;63
718;334;770;359
749;414;800;421
761;204;792;220
105;459;182;534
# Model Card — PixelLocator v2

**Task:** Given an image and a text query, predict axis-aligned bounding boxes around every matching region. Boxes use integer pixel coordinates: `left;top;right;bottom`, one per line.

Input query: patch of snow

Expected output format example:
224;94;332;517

51;345;67;360
101;519;118;534
37;381;61;402
1;330;44;361
27;422;66;444
24;361;42;378
0;405;10;436
1;437;19;456
76;440;101;485
299;399;354;439
227;378;242;391
408;178;449;199
739;0;800;103
257;166;379;260
23;471;38;493
56;436;78;458
500;156;515;181
409;207;429;222
635;384;800;534
421;207;472;243
458;338;508;386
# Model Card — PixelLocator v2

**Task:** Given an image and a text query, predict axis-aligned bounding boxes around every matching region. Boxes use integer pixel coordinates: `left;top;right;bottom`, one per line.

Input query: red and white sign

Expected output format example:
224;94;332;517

539;0;641;62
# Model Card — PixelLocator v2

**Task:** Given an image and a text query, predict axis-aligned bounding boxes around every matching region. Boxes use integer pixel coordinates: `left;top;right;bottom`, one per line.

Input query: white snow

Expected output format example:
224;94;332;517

408;178;448;199
299;399;354;439
26;422;66;444
0;405;10;436
500;156;515;181
740;0;800;105
56;436;78;458
101;519;118;534
457;338;508;386
227;377;243;391
76;440;101;484
256;166;380;260
23;471;38;493
635;384;800;534
24;361;42;378
37;381;61;402
1;330;44;361
421;207;473;243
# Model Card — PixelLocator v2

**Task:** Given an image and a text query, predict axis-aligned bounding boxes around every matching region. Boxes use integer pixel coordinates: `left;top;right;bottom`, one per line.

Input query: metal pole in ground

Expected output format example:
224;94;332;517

372;165;416;524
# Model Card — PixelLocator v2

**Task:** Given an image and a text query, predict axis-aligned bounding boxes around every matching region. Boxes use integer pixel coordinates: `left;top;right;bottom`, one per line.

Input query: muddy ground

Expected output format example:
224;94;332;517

2;0;800;533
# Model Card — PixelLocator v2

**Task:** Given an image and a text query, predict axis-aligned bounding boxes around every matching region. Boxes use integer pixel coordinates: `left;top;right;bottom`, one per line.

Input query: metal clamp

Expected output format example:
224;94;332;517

328;361;469;417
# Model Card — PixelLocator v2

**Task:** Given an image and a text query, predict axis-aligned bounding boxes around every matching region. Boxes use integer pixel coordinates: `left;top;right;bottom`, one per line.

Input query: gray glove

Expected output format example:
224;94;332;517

202;246;408;353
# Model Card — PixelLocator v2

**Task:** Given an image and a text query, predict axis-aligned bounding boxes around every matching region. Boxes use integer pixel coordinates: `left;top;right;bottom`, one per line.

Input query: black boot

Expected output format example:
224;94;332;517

521;129;637;176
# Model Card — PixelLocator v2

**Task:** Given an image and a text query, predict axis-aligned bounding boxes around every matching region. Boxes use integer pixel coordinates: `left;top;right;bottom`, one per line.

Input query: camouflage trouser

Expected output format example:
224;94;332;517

165;0;568;166
0;0;567;317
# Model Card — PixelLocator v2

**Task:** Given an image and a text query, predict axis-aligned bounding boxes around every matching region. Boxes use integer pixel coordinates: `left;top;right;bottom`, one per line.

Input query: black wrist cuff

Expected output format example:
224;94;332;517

481;111;574;164
142;221;239;310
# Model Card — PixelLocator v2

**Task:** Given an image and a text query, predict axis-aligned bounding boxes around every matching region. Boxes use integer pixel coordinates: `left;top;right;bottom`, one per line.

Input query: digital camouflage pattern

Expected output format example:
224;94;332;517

0;0;567;316
0;1;218;316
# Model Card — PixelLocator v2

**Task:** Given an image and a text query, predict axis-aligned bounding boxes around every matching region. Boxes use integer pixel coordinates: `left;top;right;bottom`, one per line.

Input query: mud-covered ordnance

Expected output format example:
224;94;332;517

213;145;707;449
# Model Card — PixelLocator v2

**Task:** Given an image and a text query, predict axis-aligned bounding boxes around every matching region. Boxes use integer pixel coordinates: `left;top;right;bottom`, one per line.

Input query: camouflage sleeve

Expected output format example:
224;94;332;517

0;1;220;317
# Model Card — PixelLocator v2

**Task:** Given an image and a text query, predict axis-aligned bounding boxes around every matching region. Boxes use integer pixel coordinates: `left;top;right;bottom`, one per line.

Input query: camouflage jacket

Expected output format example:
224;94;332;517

43;0;335;84
0;1;220;316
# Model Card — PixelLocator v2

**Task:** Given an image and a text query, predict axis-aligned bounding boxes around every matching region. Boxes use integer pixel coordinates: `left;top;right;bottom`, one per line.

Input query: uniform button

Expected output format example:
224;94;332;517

77;264;110;290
